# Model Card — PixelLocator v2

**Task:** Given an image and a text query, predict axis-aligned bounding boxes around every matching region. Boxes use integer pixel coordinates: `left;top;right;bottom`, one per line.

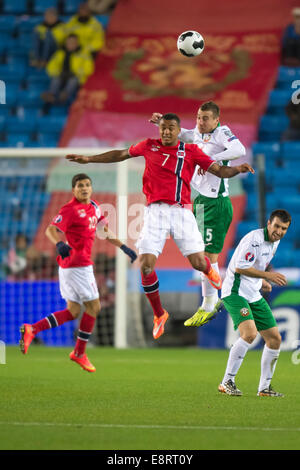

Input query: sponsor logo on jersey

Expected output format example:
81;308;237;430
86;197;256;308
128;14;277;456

245;252;255;262
151;145;160;152
54;215;62;223
240;308;250;317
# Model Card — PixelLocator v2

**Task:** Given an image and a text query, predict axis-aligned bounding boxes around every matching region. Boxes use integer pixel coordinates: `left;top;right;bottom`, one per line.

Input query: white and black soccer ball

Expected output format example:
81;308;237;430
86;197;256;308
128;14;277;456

177;30;205;57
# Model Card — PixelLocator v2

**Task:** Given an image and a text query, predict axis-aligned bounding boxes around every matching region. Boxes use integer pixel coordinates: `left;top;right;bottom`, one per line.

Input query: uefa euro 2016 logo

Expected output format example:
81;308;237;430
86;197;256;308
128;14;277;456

0;80;5;104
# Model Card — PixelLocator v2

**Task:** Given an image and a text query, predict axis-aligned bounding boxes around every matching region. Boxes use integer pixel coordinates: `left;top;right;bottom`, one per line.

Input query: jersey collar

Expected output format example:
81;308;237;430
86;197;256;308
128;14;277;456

264;227;270;242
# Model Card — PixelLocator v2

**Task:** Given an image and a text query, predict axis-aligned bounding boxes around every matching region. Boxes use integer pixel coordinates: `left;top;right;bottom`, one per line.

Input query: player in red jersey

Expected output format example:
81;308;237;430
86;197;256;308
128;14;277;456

19;173;137;372
66;114;254;339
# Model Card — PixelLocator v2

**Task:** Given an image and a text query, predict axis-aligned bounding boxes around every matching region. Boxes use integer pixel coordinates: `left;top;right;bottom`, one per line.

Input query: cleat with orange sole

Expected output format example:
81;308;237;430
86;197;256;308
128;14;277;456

153;310;169;340
19;324;35;354
69;350;96;372
205;266;222;290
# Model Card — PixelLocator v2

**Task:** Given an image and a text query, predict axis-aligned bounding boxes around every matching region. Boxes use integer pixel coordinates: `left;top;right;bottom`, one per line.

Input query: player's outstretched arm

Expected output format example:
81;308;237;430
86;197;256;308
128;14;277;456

97;225;137;263
208;162;254;178
66;149;131;164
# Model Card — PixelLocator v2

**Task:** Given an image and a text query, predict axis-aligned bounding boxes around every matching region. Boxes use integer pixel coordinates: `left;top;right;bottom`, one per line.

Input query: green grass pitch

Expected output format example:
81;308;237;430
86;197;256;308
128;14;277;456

0;346;299;450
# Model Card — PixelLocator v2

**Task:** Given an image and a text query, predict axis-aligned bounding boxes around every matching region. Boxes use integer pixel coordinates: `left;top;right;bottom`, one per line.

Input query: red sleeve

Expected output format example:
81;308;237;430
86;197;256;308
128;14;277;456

51;205;72;233
192;145;216;171
128;139;148;158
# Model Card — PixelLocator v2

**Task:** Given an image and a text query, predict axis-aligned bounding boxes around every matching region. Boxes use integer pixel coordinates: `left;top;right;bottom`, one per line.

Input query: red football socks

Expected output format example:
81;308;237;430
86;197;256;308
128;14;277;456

32;309;74;334
74;312;96;357
141;270;164;318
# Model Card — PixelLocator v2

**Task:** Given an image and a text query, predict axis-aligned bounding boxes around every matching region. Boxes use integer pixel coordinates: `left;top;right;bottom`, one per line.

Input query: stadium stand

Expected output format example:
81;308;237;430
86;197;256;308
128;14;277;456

0;1;111;345
232;65;300;268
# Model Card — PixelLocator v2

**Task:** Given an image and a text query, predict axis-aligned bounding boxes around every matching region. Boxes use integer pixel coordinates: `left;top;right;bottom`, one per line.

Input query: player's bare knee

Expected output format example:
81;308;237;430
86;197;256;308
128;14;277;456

242;331;257;344
140;264;153;277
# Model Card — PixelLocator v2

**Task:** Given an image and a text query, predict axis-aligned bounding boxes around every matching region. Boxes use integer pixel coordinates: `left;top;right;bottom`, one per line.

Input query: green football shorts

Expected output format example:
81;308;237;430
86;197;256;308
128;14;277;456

222;294;277;331
193;194;233;254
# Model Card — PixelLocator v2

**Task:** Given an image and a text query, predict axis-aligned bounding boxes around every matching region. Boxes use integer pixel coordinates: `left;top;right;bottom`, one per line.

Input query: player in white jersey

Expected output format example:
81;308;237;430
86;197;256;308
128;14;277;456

150;102;246;326
218;209;291;397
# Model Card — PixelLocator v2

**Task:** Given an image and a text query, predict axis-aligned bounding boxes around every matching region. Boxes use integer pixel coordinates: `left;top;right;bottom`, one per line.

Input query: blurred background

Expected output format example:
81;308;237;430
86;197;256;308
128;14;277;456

0;0;300;352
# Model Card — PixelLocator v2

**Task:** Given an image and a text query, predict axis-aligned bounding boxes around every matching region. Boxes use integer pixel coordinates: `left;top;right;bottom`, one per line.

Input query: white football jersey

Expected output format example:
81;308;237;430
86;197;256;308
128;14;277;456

179;124;243;198
221;228;280;303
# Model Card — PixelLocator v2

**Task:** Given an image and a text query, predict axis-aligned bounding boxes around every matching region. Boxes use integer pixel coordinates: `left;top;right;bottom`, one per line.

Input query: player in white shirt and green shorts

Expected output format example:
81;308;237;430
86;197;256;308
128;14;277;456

150;102;246;327
218;209;291;397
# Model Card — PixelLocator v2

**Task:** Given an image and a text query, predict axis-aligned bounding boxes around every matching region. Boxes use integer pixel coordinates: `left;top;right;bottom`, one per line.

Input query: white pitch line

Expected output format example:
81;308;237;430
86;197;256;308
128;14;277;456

0;422;299;432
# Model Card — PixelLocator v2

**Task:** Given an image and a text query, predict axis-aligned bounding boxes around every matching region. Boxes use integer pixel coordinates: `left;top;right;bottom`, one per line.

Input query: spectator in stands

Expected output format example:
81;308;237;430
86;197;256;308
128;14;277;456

88;0;117;14
64;2;105;58
281;100;300;141
42;34;94;105
282;7;300;66
30;8;65;68
5;234;29;280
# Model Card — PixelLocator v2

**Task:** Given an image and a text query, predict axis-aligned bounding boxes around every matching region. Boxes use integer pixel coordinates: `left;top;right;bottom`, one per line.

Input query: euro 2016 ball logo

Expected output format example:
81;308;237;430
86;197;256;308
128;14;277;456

245;252;255;262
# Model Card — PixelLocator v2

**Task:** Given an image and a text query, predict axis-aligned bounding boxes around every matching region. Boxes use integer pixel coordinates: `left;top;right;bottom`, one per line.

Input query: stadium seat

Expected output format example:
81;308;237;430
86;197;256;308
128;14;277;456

252;141;281;160
37;115;67;134
276;66;300;89
281;141;300;160
97;15;110;29
33;0;58;14
6;134;31;148
267;90;291;114
17;16;43;32
6;115;37;134
258;115;289;141
63;0;83;14
36;133;59;147
2;0;28;14
0;15;16;32
235;221;258;242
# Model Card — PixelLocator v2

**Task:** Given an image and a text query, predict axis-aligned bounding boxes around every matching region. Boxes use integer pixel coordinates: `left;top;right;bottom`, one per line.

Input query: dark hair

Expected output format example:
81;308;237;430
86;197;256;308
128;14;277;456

161;113;181;126
200;101;220;118
72;173;92;188
269;209;292;225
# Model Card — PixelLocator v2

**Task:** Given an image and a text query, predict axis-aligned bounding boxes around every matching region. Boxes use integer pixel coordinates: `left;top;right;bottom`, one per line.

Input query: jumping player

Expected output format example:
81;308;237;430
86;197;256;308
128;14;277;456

150;102;246;327
66;114;254;340
19;173;137;372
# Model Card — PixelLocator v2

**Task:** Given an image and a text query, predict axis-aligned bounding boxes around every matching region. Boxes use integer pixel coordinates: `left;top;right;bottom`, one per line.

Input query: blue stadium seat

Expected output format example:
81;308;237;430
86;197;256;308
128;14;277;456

6;134;31;147
0;15;16;32
33;0;58;14
235;221;258;242
37;133;59;147
276;66;300;89
17;88;44;108
18;16;43;32
267;90;291;114
271;248;293;268
96;15;110;29
252;142;281;160
6;115;37;134
63;0;82;14
4;83;20;107
281;141;300;160
0;63;27;81
37;115;67;134
2;0;28;14
258;115;289;141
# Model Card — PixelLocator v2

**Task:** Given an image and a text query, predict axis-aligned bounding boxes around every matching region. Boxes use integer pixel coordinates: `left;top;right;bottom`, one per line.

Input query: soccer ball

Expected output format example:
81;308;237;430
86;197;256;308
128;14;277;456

177;30;205;57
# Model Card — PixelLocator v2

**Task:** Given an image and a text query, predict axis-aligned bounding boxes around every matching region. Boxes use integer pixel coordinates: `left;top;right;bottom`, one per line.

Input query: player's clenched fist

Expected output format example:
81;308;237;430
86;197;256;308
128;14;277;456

66;154;90;164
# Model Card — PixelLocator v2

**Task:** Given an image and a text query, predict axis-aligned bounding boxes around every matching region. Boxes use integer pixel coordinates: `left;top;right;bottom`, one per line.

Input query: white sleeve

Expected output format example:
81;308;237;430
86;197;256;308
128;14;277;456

236;237;259;269
179;128;195;143
214;126;246;161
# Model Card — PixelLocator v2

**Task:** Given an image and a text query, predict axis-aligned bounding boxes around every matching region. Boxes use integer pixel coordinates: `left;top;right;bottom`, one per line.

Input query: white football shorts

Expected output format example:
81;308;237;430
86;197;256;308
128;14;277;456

58;265;99;305
136;203;205;258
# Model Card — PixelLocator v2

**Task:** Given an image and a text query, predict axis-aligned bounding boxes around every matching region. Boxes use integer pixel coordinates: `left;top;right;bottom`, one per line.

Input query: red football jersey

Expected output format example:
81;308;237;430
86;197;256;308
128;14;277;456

128;139;215;206
51;197;107;268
